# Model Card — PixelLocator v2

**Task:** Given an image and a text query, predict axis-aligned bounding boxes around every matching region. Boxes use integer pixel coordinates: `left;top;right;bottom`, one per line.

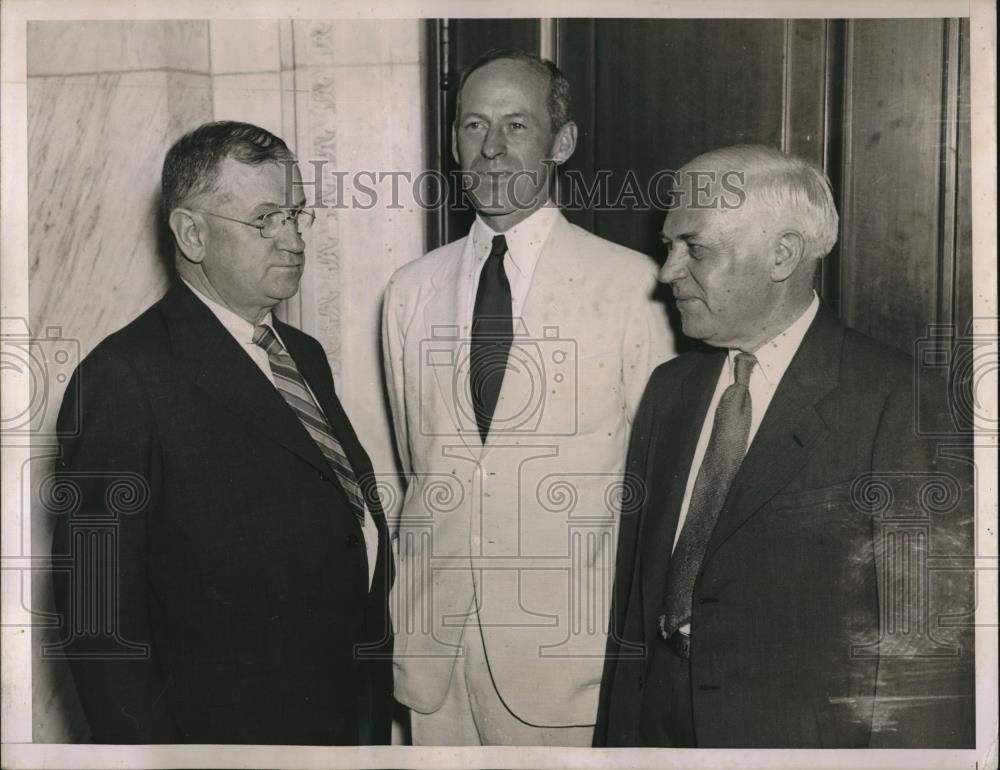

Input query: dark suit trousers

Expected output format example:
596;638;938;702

638;637;696;747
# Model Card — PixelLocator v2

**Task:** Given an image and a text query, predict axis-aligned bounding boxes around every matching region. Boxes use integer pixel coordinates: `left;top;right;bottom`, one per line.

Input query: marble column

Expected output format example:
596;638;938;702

205;18;427;511
288;19;426;508
286;21;426;745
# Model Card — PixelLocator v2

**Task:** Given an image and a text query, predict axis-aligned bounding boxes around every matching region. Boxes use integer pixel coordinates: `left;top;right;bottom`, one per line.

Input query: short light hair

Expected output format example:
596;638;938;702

455;48;572;133
682;144;839;260
161;121;294;219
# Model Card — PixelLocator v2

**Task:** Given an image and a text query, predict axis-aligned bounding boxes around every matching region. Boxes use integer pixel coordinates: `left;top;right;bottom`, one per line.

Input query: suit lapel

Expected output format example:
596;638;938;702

422;243;479;458
639;351;724;642
702;306;844;560
162;282;337;484
279;321;370;483
511;210;570;320
480;217;569;456
164;283;394;593
280;319;395;590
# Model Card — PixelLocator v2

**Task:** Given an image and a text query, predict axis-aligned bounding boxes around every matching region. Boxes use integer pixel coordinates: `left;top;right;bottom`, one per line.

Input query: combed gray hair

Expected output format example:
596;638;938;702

683;144;839;260
162;121;294;219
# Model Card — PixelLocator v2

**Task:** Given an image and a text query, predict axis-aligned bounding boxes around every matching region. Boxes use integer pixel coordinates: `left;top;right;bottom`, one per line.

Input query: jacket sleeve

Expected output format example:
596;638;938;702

866;371;976;748
594;367;662;747
50;347;179;743
621;272;675;423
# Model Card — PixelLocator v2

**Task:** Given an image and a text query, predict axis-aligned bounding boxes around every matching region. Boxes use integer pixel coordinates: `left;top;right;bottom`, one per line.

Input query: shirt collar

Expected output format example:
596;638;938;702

727;292;821;386
471;205;560;276
181;277;275;345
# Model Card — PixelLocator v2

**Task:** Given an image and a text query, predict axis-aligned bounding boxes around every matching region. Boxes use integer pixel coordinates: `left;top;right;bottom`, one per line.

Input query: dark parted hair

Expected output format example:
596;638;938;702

455;48;572;133
161;121;294;219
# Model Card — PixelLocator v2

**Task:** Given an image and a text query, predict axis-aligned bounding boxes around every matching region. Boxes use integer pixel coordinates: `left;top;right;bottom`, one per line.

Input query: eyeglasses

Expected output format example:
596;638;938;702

196;207;316;238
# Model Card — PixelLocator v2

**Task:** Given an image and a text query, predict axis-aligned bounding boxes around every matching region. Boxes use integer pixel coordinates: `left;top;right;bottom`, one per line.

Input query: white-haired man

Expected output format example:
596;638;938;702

595;145;974;748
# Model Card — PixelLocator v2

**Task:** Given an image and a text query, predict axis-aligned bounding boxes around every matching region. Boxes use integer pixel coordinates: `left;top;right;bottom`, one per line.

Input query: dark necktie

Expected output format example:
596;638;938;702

253;324;366;527
661;352;757;639
470;234;512;443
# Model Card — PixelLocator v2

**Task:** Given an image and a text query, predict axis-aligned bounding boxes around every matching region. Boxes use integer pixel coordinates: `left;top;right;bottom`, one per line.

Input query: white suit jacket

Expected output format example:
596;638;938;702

382;212;674;726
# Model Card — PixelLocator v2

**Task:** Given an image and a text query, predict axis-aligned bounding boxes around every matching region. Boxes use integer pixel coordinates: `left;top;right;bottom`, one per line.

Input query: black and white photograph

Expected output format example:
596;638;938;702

1;1;996;768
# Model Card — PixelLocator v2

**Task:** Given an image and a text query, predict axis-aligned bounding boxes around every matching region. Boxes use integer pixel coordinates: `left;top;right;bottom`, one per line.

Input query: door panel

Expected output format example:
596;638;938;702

563;19;787;258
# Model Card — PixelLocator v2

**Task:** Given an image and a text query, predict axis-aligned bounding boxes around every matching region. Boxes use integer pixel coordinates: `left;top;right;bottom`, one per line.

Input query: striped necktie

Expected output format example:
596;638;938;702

660;352;757;640
253;324;365;526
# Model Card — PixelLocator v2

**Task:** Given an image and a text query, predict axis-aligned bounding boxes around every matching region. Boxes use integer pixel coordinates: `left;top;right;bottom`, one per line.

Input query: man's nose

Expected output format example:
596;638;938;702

274;217;306;253
482;125;506;159
658;248;688;284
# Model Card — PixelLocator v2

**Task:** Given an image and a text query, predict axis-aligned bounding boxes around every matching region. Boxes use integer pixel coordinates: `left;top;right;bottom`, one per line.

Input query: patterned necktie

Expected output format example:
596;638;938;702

253;324;365;526
470;234;512;443
661;352;757;639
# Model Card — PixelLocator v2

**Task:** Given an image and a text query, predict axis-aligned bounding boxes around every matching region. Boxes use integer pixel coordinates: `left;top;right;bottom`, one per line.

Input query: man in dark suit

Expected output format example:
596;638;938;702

50;121;393;744
595;144;975;748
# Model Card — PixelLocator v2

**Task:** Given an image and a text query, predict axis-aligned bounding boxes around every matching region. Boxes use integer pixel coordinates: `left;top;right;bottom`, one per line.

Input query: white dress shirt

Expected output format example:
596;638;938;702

182;279;378;589
462;205;560;327
671;293;820;633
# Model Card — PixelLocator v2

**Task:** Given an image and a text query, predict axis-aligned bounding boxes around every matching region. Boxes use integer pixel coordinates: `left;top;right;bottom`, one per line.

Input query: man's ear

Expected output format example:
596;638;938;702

451;125;460;165
550;120;578;165
771;230;805;282
168;208;206;264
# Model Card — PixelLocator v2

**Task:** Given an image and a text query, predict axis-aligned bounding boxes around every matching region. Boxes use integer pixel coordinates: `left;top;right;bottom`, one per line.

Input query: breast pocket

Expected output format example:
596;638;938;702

770;479;859;515
572;349;624;434
764;479;876;589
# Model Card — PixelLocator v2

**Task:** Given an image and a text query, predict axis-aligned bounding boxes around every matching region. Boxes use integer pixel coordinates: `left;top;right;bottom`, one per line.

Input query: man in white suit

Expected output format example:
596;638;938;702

382;48;674;745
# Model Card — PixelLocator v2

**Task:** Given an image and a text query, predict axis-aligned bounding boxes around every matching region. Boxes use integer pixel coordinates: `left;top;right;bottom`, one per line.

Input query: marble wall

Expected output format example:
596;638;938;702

27;18;425;743
209;19;288;138
27;20;215;743
27;21;213;416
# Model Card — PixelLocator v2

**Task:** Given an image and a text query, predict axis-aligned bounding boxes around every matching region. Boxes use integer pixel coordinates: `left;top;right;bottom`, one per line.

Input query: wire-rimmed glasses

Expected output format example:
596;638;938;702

196;207;316;238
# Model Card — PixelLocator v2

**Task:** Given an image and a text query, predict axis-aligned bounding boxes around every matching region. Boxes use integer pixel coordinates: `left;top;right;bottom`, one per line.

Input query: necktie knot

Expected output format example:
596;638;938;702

733;352;757;387
252;324;282;356
489;234;508;261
